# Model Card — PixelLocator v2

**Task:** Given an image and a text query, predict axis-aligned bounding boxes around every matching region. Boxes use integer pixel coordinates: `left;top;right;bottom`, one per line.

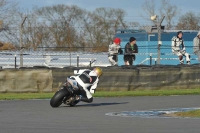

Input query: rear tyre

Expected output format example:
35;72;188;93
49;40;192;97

50;89;70;108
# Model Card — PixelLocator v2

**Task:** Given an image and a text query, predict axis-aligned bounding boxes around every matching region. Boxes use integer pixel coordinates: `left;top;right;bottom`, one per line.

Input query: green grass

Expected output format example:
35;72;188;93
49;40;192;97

93;89;200;97
1;88;200;100
0;93;54;100
174;110;200;117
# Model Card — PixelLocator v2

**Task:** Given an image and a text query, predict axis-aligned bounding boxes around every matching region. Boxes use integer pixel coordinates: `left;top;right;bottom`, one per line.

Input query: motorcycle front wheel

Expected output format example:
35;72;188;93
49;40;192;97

50;88;70;108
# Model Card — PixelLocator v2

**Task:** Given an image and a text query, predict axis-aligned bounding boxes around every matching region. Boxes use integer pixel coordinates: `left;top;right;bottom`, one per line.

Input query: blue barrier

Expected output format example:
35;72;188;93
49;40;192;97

118;41;199;66
116;30;199;66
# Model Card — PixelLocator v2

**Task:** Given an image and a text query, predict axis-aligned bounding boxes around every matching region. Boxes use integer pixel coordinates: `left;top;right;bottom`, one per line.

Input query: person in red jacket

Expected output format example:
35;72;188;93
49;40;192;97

108;38;123;66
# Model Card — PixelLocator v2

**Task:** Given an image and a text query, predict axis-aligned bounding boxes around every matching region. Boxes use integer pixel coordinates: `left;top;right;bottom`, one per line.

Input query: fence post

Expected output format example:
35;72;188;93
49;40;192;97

20;16;27;67
150;53;152;66
15;55;17;69
155;58;157;65
77;54;79;67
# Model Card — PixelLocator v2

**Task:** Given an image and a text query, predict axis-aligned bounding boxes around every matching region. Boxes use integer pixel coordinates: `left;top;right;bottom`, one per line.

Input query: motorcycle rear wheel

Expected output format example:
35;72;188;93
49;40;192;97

50;89;70;107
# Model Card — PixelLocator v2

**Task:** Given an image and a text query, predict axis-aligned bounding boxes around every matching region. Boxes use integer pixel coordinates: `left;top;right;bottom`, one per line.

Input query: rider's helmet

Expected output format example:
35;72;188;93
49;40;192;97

113;38;121;45
93;67;103;77
177;31;183;38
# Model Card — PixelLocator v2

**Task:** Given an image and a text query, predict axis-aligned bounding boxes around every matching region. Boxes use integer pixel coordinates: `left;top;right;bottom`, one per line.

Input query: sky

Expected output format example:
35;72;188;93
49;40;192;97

10;0;200;25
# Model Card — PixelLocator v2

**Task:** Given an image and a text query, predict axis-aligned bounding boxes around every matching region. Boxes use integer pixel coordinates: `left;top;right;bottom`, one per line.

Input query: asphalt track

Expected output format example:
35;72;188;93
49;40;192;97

0;95;200;133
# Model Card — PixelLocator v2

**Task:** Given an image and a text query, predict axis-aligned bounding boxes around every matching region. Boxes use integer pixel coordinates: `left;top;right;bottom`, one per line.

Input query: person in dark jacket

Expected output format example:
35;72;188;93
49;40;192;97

124;37;138;65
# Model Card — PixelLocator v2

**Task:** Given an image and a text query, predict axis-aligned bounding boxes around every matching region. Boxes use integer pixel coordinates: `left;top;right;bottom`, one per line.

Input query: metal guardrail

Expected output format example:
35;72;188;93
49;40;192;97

0;52;199;69
140;57;198;65
0;56;97;69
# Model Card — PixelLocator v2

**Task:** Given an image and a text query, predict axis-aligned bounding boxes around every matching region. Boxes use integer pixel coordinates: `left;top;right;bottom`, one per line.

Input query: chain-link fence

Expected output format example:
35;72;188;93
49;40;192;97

0;43;199;69
0;47;110;69
0;26;199;68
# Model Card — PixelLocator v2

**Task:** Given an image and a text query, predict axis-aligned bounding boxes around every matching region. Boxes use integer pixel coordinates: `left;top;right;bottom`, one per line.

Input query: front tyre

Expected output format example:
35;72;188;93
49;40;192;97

50;89;70;108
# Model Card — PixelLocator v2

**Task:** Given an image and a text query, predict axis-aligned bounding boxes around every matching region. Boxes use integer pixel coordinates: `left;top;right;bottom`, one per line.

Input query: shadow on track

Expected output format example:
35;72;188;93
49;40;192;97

60;102;129;108
78;102;129;107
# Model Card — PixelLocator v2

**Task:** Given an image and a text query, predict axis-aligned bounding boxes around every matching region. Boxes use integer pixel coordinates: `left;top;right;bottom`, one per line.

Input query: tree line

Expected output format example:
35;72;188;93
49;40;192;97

0;0;200;51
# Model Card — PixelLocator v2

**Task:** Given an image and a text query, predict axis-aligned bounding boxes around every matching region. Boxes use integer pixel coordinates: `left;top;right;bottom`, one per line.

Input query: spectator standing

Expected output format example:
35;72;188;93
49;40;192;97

193;31;200;62
108;38;123;66
124;37;138;65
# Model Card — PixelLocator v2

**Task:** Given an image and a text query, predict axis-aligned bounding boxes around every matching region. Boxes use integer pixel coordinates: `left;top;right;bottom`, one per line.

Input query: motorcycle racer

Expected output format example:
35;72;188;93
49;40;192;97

66;67;103;104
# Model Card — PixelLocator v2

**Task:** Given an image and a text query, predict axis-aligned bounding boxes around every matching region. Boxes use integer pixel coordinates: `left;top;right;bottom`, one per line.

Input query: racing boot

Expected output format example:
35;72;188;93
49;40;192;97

69;95;82;106
64;97;75;105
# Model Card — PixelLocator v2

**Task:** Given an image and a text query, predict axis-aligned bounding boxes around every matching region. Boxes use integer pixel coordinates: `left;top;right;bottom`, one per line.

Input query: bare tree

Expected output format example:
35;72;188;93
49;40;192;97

159;0;179;29
176;11;200;30
125;22;141;29
0;0;21;50
141;0;156;25
0;0;18;29
32;4;86;50
8;4;128;52
141;0;179;29
22;13;46;50
83;7;127;52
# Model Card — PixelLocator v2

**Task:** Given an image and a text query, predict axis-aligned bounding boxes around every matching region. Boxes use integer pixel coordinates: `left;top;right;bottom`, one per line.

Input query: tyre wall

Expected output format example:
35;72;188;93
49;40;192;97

0;65;200;92
0;68;53;92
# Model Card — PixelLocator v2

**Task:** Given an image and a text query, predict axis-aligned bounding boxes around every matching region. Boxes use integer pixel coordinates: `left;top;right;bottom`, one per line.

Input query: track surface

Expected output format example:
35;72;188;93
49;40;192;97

0;95;200;133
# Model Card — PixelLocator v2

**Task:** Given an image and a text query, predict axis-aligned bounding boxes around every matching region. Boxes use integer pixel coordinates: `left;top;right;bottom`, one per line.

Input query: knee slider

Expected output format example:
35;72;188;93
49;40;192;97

88;97;93;103
179;56;183;60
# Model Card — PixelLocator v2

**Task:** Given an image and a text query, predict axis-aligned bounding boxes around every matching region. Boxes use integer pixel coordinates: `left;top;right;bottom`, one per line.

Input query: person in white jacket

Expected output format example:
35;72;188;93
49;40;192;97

108;38;123;66
193;31;200;61
66;67;103;104
172;31;190;64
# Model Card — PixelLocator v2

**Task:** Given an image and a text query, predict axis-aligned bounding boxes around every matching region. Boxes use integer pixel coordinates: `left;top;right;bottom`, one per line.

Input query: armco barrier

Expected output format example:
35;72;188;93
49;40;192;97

136;65;181;90
0;65;200;92
51;67;74;92
97;66;139;91
178;65;200;88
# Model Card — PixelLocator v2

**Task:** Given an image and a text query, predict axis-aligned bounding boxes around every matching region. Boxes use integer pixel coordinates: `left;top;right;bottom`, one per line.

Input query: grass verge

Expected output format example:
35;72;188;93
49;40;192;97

0;88;200;100
173;110;200;118
93;89;200;97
